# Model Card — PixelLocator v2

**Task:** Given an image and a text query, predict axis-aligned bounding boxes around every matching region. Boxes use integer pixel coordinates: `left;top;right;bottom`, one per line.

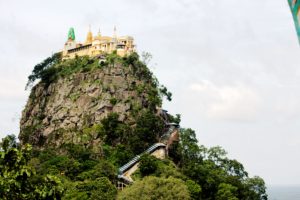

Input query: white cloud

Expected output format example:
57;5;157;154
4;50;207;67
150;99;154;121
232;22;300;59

189;81;261;121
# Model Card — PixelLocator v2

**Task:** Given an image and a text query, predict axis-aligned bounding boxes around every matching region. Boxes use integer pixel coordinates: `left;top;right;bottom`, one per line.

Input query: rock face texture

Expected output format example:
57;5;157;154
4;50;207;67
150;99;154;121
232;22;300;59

19;59;162;149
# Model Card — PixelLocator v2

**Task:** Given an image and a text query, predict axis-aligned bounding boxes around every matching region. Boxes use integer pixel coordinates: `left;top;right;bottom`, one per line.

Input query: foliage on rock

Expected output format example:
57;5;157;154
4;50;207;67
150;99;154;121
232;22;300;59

63;177;117;200
11;52;269;199
26;52;62;89
139;154;159;177
167;128;268;200
20;52;171;152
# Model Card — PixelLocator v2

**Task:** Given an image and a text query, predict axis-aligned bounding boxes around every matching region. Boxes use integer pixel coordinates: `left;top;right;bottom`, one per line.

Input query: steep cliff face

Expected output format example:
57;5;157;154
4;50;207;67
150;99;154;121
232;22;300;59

20;54;169;151
16;54;268;200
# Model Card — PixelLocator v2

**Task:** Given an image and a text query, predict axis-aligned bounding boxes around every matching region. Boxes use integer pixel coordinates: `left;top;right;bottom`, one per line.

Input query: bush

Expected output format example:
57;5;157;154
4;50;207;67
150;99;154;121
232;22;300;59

131;110;164;153
0;135;64;199
139;154;158;177
77;160;116;182
64;177;117;200
216;183;238;200
26;52;61;89
186;180;202;200
110;97;118;105
101;113;123;145
118;176;191;200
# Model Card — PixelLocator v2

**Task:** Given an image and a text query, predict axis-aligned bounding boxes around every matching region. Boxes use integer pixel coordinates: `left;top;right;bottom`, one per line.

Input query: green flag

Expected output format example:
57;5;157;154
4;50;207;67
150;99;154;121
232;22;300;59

288;0;300;42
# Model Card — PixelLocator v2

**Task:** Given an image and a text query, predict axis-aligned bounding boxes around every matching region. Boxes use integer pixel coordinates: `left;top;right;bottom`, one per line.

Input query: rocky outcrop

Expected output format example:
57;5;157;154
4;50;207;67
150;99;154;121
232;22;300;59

20;61;157;149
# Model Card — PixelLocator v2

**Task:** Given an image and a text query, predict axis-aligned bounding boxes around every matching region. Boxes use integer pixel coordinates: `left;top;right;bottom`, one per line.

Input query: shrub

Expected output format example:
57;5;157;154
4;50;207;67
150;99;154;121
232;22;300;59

139;154;158;177
64;177;117;200
118;176;191;200
0;135;64;199
110;97;118;105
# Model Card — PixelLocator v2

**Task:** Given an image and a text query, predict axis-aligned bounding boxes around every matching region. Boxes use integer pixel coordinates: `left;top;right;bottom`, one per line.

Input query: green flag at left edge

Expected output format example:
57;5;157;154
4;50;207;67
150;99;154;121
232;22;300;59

288;0;300;43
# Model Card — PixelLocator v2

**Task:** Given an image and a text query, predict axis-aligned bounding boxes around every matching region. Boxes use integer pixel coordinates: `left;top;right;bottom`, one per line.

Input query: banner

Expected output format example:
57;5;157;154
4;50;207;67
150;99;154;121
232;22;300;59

288;0;300;42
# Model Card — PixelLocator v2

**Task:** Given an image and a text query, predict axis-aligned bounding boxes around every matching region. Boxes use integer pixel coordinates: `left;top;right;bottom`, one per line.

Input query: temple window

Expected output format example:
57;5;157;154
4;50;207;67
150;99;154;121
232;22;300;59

116;44;125;49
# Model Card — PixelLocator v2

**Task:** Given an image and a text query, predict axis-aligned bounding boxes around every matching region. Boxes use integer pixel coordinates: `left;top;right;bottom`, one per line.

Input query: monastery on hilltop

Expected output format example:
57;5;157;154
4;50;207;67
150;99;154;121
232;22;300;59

62;27;135;60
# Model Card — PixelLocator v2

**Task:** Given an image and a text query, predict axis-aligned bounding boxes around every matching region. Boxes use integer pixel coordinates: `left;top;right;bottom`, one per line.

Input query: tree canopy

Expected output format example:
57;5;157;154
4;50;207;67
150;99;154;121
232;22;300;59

13;53;270;199
118;176;191;200
0;135;64;200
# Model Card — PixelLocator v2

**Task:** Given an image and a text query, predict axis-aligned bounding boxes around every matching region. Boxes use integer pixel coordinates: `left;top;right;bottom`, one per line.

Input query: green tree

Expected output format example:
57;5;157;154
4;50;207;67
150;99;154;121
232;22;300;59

89;177;117;200
108;144;134;166
26;52;61;89
159;85;172;101
131;110;164;153
101;113;120;145
244;176;268;200
177;128;203;165
0;134;18;151
216;183;238;200
0;135;64;199
185;179;202;200
139;154;158;177
77;160;116;182
101;113;129;146
64;177;117;200
141;51;153;65
118;176;191;200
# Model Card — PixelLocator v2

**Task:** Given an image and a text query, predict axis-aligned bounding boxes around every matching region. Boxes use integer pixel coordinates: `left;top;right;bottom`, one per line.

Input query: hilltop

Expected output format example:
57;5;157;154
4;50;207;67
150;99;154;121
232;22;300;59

20;52;172;155
0;52;268;199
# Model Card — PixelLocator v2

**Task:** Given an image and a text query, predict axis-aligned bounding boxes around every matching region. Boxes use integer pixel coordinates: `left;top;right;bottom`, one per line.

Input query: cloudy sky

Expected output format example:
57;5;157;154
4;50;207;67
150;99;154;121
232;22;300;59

1;0;300;186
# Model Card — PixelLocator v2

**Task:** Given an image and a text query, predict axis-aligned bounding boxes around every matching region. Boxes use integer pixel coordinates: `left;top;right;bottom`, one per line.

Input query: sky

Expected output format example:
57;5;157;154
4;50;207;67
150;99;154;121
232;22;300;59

0;0;300;186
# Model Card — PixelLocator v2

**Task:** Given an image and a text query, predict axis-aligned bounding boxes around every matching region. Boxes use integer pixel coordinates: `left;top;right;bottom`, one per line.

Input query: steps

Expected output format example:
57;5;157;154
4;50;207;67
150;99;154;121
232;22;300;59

117;143;167;184
117;123;180;186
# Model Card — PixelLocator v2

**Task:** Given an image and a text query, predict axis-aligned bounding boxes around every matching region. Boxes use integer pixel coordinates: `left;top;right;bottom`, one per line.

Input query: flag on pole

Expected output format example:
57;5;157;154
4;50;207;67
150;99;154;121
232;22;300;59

288;0;300;42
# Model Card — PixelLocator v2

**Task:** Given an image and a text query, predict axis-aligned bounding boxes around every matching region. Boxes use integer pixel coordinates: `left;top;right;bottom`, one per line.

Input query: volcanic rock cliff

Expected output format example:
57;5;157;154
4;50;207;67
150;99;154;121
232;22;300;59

19;53;172;152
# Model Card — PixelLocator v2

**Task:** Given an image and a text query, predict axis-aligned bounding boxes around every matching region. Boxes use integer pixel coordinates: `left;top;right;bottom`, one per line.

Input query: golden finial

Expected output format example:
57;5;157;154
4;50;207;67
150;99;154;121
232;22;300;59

85;25;93;44
98;28;101;37
113;26;117;38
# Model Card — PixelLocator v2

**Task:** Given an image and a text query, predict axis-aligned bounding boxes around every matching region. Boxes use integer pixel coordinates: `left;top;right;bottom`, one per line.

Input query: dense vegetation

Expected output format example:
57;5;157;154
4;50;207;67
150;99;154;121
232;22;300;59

1;53;268;199
1;129;267;199
0;135;64;199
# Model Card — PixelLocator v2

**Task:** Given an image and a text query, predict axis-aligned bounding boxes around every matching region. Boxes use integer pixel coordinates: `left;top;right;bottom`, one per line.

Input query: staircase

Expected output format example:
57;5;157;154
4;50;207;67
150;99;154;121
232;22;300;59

116;123;180;188
117;143;167;184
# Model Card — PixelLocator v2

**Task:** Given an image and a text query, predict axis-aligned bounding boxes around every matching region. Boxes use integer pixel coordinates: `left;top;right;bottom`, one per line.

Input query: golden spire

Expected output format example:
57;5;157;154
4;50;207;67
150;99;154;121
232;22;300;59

98;28;101;37
112;26;118;44
93;28;102;40
85;25;93;44
113;26;117;38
